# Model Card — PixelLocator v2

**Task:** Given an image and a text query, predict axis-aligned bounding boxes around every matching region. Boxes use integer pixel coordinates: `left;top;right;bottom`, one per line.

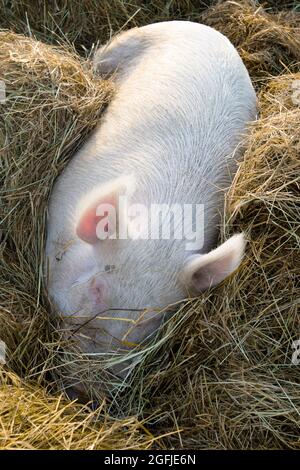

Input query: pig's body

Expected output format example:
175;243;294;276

45;21;257;392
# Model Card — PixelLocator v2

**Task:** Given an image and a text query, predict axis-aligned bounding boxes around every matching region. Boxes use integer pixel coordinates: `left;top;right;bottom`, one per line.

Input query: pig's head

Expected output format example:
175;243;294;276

61;174;246;363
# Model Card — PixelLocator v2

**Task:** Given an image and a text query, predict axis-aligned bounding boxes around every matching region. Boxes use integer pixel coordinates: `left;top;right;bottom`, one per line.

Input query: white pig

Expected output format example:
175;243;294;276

45;21;257;395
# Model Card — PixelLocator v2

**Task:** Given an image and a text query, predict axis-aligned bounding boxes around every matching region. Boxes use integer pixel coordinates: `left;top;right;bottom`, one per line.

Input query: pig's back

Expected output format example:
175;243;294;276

47;21;256;244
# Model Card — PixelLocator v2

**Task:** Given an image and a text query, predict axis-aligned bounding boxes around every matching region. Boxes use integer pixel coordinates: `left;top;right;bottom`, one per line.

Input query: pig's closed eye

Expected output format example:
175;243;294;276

104;264;116;273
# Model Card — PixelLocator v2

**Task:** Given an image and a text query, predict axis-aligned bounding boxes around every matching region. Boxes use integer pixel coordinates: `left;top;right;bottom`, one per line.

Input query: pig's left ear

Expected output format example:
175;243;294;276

75;175;135;244
181;233;246;292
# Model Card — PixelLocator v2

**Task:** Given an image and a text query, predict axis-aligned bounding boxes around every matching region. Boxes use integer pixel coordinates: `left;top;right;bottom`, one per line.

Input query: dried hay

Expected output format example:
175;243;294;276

0;0;299;450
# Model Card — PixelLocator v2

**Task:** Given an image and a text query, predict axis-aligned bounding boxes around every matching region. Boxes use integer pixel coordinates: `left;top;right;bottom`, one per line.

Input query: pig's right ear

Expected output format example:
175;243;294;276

180;233;246;293
75;175;135;244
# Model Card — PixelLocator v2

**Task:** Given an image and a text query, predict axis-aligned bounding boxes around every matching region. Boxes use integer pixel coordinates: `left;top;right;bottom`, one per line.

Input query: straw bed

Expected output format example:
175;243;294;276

0;0;299;449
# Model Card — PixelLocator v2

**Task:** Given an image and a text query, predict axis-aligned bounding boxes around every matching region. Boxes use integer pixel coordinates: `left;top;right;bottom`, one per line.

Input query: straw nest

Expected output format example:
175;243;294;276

0;0;299;450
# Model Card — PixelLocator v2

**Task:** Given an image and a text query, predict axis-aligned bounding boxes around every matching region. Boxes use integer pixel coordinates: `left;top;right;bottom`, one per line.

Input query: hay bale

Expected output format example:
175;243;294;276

0;30;112;374
0;370;154;449
0;0;216;51
202;0;300;80
0;0;300;450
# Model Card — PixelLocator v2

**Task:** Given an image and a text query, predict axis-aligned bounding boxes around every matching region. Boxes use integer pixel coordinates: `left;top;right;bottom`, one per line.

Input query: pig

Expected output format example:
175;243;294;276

45;21;257;399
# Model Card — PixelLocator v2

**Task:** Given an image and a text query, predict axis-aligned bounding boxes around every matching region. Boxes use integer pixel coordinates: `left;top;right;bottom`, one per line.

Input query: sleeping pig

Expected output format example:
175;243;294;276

45;21;257;398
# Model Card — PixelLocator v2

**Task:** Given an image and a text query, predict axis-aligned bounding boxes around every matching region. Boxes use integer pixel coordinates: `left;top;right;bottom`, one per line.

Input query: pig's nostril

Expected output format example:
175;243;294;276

89;278;108;305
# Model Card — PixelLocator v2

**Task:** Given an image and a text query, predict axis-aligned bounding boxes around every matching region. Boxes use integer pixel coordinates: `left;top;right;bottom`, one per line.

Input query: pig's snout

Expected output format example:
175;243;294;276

65;382;101;409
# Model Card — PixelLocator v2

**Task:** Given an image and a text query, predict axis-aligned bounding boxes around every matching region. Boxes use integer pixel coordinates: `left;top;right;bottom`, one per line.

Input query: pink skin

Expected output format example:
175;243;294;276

45;21;257;402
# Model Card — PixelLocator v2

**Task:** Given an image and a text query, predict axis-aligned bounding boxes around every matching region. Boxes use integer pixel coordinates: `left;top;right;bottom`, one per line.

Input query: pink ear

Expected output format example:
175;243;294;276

181;233;246;292
75;175;135;245
76;194;116;244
